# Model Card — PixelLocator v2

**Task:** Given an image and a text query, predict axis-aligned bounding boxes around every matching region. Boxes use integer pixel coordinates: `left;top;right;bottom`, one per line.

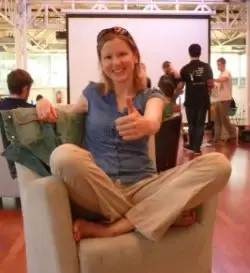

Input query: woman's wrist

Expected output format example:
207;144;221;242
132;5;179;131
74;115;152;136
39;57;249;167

143;117;161;136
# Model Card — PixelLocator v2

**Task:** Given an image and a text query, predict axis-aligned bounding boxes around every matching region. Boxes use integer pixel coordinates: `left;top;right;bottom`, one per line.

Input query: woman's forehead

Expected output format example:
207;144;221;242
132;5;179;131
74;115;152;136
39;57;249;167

101;38;132;53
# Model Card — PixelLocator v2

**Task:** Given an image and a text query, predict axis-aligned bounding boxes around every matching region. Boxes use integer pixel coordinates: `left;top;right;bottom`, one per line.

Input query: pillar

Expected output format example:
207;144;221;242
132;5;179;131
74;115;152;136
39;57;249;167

246;1;250;126
237;53;241;87
15;0;28;69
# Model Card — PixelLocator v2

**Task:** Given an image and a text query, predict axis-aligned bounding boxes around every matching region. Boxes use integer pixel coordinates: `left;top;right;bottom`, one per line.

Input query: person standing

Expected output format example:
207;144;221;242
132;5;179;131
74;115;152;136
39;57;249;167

158;61;182;103
179;44;214;155
212;57;236;143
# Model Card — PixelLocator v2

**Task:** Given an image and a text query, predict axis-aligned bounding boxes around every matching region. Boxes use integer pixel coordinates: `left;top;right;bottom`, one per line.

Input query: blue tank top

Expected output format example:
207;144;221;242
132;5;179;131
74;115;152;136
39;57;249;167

83;83;164;184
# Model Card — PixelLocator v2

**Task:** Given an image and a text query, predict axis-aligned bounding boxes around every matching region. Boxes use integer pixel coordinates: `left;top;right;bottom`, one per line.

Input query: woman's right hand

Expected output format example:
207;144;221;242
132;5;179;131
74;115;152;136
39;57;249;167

36;98;57;122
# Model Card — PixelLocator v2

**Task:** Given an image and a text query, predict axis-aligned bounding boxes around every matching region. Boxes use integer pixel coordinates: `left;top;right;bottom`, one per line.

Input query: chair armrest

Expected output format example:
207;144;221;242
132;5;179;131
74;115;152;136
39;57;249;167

16;164;79;273
197;195;218;228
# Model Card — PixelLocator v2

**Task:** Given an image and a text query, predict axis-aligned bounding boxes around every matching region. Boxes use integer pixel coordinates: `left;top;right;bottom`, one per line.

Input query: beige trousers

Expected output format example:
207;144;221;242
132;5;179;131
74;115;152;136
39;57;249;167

214;101;236;141
50;144;231;242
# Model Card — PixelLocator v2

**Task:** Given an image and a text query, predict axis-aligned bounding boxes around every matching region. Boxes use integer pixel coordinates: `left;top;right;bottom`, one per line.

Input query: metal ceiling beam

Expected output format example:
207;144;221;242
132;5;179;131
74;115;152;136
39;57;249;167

0;0;15;26
0;1;247;31
0;0;247;52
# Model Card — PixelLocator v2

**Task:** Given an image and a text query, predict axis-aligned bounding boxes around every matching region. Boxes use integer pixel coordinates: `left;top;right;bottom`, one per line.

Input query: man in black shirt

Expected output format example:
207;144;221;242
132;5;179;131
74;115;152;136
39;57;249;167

179;44;213;155
0;69;34;178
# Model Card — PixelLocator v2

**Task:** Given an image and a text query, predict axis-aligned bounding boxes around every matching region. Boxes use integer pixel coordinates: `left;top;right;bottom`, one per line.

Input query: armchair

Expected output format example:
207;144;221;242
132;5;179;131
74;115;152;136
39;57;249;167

16;113;218;273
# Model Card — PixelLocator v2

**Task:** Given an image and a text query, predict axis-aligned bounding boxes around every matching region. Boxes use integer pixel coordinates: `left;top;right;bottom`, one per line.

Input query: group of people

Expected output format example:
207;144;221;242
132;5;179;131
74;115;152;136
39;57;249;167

150;44;236;155
0;26;231;243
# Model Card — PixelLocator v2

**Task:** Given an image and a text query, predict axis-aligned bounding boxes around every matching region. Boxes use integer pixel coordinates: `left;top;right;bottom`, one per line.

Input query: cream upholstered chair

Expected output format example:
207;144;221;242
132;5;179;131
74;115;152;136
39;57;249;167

0;131;19;205
16;114;218;273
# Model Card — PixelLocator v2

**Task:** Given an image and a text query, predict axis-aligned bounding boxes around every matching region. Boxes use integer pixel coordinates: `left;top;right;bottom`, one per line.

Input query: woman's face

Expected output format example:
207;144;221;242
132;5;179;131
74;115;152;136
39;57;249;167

100;37;137;86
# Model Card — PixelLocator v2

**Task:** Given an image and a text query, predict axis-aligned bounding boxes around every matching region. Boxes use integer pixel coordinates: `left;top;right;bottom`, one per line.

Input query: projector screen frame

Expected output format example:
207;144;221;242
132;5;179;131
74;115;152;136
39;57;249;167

65;13;211;104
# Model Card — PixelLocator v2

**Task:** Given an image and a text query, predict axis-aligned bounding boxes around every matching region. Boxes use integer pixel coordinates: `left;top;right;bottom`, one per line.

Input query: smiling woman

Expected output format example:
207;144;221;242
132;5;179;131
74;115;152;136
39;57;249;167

35;26;231;243
97;26;143;98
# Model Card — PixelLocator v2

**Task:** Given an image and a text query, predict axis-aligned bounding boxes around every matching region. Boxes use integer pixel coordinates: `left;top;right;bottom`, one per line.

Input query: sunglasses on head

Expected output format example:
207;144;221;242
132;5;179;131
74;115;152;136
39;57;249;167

97;26;133;43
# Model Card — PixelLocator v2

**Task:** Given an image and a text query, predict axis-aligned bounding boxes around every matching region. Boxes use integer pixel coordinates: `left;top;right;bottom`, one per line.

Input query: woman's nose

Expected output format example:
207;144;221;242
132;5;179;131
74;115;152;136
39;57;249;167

112;56;122;66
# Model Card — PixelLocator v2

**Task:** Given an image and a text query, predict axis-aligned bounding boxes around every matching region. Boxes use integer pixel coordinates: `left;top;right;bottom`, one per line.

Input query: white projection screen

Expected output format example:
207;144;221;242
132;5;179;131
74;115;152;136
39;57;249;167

66;14;210;104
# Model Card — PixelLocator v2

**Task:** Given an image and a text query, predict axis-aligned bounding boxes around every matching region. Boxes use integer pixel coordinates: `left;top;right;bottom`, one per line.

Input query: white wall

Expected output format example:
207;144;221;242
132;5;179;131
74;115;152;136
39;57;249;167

67;15;210;103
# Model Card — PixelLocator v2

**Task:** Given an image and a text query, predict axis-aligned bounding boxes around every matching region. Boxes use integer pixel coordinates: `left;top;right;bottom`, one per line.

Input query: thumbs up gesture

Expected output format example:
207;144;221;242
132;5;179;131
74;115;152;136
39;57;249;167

115;96;147;141
126;96;137;115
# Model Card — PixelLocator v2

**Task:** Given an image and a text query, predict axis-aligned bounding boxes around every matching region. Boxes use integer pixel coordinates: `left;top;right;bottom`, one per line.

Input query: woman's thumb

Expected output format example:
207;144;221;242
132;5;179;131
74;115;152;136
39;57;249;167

126;96;136;114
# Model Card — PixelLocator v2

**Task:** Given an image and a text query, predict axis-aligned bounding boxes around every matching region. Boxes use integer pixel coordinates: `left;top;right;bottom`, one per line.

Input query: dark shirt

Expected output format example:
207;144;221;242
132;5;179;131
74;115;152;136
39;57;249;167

0;98;34;178
180;60;213;109
0;97;34;110
158;73;180;98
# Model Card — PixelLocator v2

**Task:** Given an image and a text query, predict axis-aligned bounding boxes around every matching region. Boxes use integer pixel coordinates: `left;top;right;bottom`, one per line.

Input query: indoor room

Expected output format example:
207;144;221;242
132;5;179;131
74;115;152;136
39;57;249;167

0;0;249;273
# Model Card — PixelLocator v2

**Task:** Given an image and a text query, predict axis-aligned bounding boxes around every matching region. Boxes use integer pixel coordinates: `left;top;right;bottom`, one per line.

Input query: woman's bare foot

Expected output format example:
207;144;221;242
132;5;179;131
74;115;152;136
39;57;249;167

73;219;109;242
73;217;134;242
172;210;196;227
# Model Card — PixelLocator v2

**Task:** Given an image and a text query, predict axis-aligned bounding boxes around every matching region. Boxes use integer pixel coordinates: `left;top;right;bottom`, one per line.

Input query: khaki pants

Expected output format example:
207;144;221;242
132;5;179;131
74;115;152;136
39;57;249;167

214;101;236;141
50;144;231;242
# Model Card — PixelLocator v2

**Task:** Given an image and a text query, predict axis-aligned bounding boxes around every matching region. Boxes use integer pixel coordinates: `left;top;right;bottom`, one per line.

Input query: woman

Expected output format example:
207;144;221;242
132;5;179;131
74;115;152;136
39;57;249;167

36;27;231;242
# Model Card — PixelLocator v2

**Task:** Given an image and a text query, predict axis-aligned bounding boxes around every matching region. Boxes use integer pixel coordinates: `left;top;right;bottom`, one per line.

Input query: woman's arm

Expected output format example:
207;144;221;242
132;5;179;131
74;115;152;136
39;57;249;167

144;97;165;135
57;95;88;114
36;94;88;122
115;96;164;140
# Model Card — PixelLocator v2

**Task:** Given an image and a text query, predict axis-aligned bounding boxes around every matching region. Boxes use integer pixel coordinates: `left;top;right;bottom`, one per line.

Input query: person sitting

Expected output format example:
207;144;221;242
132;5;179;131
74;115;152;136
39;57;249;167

0;69;34;179
36;26;231;242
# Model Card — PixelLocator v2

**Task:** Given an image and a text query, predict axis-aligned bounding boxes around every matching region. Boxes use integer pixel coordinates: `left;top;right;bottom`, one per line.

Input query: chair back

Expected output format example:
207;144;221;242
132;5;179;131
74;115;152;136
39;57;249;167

148;113;182;173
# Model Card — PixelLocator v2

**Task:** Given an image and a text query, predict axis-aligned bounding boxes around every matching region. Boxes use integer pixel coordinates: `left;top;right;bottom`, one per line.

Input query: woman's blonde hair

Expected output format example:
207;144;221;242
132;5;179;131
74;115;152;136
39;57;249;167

96;27;145;94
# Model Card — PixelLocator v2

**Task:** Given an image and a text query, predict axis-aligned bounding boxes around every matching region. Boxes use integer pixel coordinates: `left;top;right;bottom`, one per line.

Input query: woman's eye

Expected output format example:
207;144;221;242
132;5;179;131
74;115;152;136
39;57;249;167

119;52;127;57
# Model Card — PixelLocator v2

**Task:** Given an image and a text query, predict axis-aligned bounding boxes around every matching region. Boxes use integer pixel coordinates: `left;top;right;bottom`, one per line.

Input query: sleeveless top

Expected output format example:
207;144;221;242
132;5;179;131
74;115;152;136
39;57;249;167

83;83;165;184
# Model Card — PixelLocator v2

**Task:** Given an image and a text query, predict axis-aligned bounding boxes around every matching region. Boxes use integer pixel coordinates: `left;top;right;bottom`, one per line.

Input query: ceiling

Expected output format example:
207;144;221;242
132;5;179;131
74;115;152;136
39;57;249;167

0;0;247;53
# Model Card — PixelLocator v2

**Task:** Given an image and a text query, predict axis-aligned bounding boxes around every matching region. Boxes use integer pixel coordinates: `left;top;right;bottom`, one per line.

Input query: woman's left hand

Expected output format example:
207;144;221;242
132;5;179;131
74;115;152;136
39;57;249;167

115;97;149;141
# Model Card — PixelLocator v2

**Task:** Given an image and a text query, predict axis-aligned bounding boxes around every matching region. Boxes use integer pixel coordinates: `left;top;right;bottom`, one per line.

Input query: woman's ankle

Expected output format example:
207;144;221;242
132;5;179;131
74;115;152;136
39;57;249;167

73;217;135;240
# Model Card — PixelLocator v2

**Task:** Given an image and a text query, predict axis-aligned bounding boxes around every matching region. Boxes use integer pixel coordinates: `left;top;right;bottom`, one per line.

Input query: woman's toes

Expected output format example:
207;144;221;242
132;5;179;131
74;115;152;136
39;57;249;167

73;231;81;242
72;219;86;241
172;210;196;227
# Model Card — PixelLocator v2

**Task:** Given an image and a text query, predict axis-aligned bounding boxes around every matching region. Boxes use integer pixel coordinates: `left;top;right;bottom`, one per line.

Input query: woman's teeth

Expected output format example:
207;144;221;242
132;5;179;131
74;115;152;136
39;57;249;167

113;69;124;73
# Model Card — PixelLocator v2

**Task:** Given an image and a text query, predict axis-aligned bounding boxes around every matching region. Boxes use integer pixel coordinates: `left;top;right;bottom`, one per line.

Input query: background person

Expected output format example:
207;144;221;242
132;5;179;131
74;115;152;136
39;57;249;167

211;57;236;144
179;44;214;155
158;61;182;103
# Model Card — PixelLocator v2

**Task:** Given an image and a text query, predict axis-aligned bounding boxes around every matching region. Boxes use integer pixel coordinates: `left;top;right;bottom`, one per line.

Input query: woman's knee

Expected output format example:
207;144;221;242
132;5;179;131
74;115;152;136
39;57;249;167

200;152;232;186
50;144;89;172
